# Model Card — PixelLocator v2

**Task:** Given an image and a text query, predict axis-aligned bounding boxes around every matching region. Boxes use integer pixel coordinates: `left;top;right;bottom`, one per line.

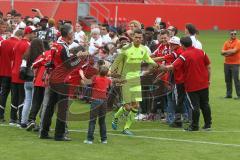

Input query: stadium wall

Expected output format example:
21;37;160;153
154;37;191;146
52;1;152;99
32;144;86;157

0;1;240;30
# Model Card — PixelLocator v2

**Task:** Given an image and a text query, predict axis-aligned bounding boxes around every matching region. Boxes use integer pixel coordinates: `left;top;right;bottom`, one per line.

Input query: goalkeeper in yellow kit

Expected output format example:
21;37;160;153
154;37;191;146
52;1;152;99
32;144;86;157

111;29;157;135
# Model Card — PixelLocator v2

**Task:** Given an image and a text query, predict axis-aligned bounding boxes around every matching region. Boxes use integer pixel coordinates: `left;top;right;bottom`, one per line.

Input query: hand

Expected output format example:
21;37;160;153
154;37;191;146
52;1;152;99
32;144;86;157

158;64;167;72
79;69;84;78
77;51;89;57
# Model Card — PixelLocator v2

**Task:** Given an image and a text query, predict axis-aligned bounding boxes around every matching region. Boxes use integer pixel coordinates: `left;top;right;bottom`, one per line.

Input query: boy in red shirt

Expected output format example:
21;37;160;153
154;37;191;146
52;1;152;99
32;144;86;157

160;36;212;131
80;66;111;144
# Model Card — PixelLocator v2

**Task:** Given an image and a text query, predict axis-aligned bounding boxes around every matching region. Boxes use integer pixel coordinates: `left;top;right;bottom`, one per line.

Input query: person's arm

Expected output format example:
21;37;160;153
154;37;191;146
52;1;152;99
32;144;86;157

35;9;44;18
79;69;92;85
221;41;239;56
207;64;211;84
159;54;186;72
110;50;125;77
221;48;238;56
32;56;45;69
204;52;211;84
152;56;165;62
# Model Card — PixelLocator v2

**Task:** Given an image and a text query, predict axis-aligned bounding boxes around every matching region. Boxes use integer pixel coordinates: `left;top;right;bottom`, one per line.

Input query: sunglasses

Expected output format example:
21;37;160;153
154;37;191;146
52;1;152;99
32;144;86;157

230;33;237;36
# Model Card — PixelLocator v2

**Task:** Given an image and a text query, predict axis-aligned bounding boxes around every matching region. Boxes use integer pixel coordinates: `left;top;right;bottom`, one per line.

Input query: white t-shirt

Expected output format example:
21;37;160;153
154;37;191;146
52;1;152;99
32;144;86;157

88;37;103;55
190;35;202;49
102;34;111;45
74;31;85;44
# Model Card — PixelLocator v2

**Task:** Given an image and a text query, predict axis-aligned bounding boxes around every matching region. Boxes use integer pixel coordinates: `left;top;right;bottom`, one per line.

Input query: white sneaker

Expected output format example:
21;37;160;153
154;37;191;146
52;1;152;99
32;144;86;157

9;122;17;126
9;121;17;126
101;140;107;144
83;140;93;144
135;114;146;120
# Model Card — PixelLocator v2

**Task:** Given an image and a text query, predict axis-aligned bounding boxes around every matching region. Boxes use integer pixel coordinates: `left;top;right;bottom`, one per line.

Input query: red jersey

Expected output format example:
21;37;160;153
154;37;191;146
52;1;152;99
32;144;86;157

32;55;46;87
92;76;112;100
173;47;210;92
83;64;98;79
49;40;81;84
164;47;184;84
0;37;19;77
153;43;171;81
153;44;170;60
65;65;82;85
11;38;30;83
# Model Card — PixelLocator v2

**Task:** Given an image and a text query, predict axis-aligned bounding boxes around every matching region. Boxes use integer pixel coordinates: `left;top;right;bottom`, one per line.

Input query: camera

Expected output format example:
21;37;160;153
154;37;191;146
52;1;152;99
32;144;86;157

32;8;37;12
45;61;55;69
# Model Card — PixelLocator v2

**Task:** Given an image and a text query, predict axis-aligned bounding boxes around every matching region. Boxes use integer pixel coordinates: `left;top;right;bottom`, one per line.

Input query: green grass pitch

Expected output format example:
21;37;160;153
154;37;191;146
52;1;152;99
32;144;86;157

0;31;240;160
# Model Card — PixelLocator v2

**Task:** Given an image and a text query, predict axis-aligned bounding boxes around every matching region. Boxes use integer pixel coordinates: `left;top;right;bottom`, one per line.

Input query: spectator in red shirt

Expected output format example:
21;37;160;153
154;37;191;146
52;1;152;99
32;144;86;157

80;65;111;144
155;36;185;127
160;36;212;131
0;30;23;122
26;49;56;131
150;29;171;121
10;26;37;126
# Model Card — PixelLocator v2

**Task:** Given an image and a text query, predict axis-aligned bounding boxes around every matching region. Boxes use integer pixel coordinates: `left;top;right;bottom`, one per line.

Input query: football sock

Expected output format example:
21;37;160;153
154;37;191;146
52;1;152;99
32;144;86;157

114;106;127;119
124;108;138;130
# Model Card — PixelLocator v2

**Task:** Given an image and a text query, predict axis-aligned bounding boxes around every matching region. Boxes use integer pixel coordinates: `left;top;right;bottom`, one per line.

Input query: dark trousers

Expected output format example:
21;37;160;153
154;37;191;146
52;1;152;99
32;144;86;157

174;83;185;122
107;86;121;111
187;88;212;129
11;83;25;121
140;85;152;114
224;64;240;97
151;80;167;114
0;77;11;119
28;86;45;122
87;99;107;141
40;88;68;138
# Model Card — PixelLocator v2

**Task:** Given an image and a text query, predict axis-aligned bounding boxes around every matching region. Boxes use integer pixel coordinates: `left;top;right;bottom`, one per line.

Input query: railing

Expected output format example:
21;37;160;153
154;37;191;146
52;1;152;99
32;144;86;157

80;0;110;23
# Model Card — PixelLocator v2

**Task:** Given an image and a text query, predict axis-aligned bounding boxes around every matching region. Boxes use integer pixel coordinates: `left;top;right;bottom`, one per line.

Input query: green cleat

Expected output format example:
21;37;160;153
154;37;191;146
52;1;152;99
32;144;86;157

122;129;134;136
112;118;118;130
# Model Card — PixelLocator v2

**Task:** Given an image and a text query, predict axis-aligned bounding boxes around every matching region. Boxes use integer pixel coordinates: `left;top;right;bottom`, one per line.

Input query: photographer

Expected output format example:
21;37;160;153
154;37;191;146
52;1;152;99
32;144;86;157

40;23;85;141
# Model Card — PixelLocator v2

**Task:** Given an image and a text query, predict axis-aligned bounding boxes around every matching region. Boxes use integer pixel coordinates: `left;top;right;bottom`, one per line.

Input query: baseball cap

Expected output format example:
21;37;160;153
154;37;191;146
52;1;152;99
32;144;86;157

24;25;37;34
19;22;26;29
169;36;180;45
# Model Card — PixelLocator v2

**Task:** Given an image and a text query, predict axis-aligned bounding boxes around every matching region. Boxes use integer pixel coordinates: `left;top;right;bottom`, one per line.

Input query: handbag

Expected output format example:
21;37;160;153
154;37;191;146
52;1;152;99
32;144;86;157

19;60;34;81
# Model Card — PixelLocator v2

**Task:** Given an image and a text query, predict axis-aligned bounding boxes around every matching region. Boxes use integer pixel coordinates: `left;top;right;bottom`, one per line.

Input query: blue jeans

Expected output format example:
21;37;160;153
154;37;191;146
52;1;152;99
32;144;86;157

166;92;176;124
21;82;34;124
87;99;107;141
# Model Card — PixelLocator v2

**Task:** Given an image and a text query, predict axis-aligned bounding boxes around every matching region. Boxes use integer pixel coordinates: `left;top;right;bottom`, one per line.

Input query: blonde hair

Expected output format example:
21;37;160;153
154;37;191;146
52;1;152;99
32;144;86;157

128;20;141;29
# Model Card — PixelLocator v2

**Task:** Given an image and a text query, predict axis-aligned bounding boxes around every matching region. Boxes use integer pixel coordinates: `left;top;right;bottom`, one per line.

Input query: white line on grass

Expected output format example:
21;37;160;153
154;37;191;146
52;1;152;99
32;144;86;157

69;129;240;148
2;124;240;133
1;124;240;147
113;129;240;133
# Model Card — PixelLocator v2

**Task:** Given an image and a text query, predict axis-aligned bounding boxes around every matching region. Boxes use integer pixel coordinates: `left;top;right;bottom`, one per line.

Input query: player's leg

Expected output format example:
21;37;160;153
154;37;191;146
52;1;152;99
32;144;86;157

122;102;139;135
112;103;130;130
